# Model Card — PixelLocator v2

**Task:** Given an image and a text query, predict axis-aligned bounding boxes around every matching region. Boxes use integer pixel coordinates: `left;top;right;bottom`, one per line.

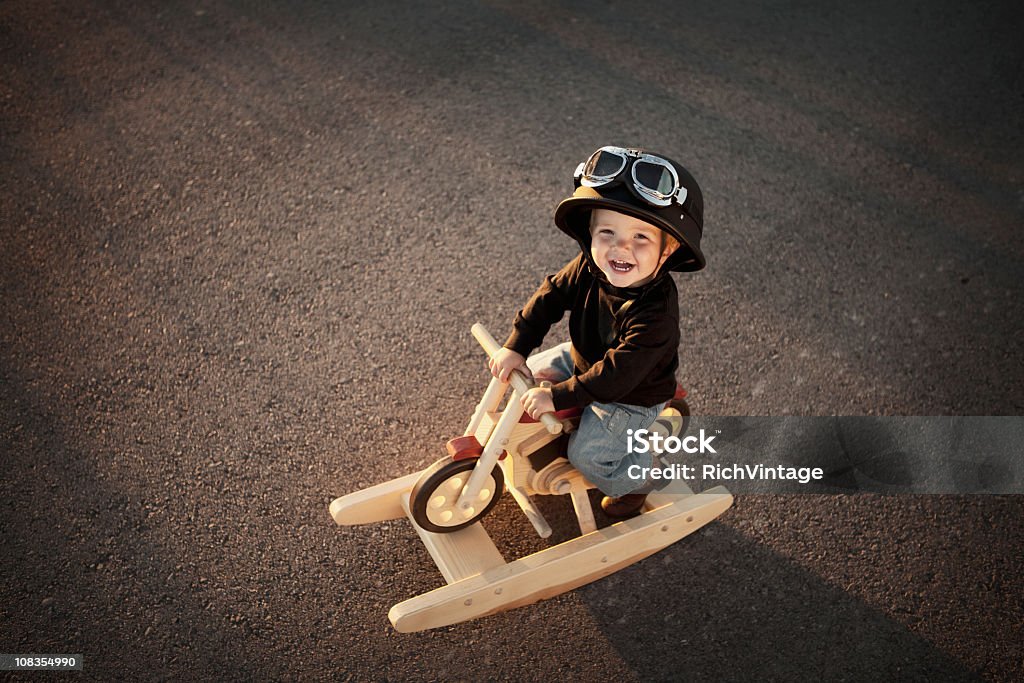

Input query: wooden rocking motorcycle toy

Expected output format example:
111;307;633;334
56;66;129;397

329;324;733;632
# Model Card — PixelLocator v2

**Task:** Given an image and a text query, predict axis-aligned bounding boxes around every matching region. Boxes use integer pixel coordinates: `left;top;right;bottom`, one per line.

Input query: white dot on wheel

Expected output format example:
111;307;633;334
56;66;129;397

440;510;453;523
460;506;475;518
430;495;446;509
447;477;463;491
478;489;490;501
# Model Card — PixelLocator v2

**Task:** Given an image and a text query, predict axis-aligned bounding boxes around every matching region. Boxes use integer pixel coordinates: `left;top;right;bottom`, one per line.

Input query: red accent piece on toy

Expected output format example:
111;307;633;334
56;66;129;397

519;406;583;424
674;384;687;400
446;435;506;461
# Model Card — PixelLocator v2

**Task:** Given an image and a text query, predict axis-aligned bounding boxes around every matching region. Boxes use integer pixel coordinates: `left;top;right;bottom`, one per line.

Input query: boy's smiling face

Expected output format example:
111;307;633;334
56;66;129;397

589;208;675;287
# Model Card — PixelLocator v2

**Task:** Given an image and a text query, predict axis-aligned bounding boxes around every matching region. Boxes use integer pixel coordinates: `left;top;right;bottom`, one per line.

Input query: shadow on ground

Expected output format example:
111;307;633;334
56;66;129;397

580;522;979;681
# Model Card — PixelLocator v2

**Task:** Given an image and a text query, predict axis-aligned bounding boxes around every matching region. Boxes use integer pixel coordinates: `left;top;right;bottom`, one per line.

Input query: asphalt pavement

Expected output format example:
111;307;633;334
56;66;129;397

2;1;1022;680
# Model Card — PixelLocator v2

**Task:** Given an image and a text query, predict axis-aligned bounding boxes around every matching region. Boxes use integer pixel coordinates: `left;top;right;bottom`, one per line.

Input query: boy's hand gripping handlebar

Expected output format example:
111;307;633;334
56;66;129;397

471;323;563;435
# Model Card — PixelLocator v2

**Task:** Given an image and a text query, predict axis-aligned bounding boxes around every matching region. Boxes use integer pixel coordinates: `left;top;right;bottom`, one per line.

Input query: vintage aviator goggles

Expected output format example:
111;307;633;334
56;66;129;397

574;146;689;207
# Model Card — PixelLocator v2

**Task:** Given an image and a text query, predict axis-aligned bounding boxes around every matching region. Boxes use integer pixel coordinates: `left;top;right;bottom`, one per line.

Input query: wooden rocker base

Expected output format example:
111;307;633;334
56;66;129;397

331;476;733;633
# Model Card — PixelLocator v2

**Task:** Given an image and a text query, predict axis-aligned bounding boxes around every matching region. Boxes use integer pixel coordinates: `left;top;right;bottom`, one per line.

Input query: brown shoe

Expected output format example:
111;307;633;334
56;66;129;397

600;493;648;518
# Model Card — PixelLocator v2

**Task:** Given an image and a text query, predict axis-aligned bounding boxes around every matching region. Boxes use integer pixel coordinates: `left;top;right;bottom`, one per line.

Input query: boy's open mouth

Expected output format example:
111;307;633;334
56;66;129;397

609;259;635;273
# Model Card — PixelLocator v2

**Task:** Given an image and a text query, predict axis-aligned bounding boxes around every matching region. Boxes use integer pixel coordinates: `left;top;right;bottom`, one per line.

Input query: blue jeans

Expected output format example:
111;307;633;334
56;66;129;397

527;343;666;497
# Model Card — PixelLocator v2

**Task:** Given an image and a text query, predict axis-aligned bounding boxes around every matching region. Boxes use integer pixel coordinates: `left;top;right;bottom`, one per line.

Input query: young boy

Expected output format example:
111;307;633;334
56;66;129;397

489;146;707;517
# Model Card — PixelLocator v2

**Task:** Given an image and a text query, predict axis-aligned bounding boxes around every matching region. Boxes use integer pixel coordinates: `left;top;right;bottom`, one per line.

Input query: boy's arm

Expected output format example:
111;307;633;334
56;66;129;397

503;255;582;357
549;309;679;409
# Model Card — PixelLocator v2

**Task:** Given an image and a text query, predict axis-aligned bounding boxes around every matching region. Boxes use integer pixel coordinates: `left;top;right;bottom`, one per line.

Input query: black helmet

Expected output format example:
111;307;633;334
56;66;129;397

554;146;706;273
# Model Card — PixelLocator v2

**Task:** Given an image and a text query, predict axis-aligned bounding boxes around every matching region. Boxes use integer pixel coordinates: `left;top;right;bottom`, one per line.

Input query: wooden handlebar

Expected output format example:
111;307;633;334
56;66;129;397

471;323;562;435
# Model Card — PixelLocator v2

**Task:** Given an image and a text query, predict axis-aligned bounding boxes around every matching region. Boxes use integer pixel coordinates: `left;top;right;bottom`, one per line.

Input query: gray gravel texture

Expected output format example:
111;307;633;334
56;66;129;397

2;0;1022;681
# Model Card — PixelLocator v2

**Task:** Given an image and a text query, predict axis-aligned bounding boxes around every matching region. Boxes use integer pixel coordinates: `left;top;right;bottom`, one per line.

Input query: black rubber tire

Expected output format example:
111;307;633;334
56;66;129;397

409;456;504;533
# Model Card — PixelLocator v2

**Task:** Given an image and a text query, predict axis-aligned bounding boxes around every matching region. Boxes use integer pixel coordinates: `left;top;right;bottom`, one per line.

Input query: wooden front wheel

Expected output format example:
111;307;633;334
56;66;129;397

409;457;504;533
